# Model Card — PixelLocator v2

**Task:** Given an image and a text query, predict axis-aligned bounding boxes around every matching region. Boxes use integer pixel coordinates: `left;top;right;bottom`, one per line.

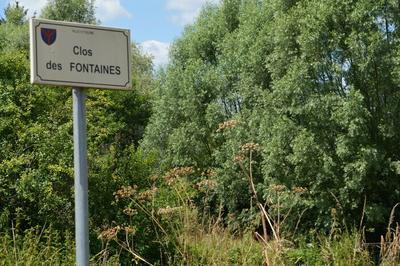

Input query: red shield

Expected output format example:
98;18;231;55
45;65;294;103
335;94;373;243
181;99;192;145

41;28;57;45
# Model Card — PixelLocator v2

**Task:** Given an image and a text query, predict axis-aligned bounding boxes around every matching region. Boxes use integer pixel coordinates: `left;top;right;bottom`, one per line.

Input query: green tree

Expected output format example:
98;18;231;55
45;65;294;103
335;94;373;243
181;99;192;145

3;1;27;25
41;0;97;24
0;1;29;51
0;0;161;262
0;0;154;233
142;0;400;233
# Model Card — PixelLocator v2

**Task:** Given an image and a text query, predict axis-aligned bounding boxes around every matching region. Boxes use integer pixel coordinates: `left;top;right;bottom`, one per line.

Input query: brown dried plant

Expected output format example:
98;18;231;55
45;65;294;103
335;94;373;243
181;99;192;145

164;166;194;185
96;224;152;265
380;203;400;265
216;119;239;132
113;185;137;202
234;142;308;266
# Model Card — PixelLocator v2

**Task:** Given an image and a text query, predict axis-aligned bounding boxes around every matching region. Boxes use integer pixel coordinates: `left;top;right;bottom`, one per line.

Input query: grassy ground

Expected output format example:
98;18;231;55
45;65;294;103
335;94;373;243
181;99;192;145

2;224;399;265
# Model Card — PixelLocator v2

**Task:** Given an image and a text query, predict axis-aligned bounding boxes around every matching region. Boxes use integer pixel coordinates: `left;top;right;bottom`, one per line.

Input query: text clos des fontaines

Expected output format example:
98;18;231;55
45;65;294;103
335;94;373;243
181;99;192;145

45;45;121;75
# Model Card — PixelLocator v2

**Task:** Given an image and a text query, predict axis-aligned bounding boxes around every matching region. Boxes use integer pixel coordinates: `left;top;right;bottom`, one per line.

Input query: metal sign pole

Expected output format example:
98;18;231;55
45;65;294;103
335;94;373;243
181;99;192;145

73;87;89;266
30;18;131;266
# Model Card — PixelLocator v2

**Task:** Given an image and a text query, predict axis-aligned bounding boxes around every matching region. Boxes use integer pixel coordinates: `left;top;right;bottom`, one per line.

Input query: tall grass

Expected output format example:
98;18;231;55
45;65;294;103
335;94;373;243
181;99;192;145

1;211;399;265
380;203;400;266
180;227;263;265
2;158;399;265
235;142;400;266
116;169;400;266
160;204;263;265
0;226;75;265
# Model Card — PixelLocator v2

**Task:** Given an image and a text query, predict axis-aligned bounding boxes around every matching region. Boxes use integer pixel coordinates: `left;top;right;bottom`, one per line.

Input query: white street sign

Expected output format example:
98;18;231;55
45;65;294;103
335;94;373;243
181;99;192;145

30;19;131;90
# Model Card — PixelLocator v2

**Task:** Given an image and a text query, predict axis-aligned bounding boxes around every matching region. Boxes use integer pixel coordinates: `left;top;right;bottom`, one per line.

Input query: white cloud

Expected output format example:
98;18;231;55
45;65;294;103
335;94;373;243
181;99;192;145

8;0;47;17
8;0;131;22
166;0;219;25
95;0;132;22
140;40;170;68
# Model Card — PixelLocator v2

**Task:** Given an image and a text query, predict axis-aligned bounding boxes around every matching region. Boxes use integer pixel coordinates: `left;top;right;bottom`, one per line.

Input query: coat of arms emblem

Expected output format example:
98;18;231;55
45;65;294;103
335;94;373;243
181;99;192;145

41;28;57;45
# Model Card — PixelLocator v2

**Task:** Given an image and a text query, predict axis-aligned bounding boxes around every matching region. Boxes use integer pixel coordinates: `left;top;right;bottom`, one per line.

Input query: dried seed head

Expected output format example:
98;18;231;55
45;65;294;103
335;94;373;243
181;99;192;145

138;187;158;203
234;154;244;163
123;226;136;234
164;167;194;185
157;206;183;215
123;207;137;217
113;185;137;201
201;169;216;178
292;186;307;194
217;119;239;132
149;175;159;182
98;226;120;240
271;184;286;192
240;143;260;152
195;179;217;191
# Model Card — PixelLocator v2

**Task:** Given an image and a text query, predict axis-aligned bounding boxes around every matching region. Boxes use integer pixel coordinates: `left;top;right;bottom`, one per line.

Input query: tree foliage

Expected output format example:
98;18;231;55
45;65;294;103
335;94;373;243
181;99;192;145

2;0;400;262
0;1;154;236
142;0;400;232
3;1;27;25
41;0;97;24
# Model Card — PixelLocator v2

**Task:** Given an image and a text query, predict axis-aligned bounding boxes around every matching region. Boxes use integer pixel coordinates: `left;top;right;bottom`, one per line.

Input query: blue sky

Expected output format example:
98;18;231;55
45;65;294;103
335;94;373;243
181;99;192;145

0;0;217;67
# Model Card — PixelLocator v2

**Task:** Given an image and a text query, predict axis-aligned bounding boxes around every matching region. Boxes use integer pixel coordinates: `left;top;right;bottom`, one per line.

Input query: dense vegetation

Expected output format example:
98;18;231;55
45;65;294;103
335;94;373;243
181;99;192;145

144;0;400;233
1;0;400;265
